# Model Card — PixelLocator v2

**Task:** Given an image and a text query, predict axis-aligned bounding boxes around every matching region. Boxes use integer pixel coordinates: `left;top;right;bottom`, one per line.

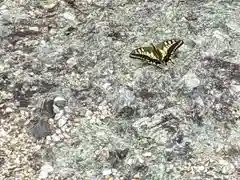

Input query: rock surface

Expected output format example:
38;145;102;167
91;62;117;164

0;0;240;179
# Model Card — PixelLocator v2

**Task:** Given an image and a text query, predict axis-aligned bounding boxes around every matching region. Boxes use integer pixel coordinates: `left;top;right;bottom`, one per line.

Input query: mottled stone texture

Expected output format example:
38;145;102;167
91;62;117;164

0;0;239;179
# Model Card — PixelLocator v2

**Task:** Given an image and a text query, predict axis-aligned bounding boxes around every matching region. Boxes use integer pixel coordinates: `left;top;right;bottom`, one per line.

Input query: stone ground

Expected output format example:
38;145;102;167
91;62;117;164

0;0;240;179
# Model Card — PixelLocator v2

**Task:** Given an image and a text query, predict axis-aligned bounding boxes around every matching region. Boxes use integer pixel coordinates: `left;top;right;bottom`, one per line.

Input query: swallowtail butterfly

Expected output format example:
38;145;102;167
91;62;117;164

129;39;184;65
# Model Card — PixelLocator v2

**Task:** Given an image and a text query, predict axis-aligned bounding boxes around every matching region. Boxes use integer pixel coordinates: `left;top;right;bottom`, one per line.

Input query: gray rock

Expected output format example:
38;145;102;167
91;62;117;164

118;86;135;107
30;119;51;140
54;96;66;108
182;72;201;91
63;12;76;22
114;86;136;117
57;115;68;128
2;0;240;179
42;99;55;118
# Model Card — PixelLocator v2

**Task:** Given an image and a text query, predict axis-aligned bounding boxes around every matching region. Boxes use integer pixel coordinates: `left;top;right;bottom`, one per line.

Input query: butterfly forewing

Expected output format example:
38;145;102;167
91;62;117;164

129;46;162;64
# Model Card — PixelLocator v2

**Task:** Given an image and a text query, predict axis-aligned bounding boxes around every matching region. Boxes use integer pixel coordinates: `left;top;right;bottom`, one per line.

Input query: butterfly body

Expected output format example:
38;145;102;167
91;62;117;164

130;39;184;65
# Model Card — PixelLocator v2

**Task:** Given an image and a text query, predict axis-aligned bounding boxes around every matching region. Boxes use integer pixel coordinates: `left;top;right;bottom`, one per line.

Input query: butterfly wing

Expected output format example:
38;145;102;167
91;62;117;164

130;39;184;65
129;46;163;64
166;39;184;55
155;39;183;63
161;39;184;63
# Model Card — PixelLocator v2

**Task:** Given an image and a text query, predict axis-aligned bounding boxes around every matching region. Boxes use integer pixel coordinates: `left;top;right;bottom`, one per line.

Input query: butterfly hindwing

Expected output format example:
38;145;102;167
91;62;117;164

165;39;184;55
130;39;184;65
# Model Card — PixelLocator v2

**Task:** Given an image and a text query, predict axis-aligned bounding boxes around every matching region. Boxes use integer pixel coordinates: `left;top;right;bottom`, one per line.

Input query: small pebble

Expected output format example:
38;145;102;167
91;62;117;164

38;163;53;179
102;169;112;176
59;134;64;139
40;0;59;9
111;169;117;175
46;135;52;141
73;118;81;123
138;157;144;164
29;26;39;31
54;96;66;108
0;128;7;137
66;57;77;66
63;12;76;21
48;118;54;125
55;129;61;134
53;105;61;115
65;126;71;132
51;134;60;142
61;125;67;132
184;73;200;90
126;158;134;166
133;173;140;180
73;122;80;127
55;110;64;120
63;133;70;139
5;107;14;113
58;116;68;127
67;121;72;126
194;165;205;172
142;152;152;157
85;110;93;118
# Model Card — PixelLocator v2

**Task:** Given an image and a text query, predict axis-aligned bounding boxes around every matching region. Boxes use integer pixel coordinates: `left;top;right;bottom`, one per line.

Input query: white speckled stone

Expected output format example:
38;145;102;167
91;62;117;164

183;72;200;90
51;134;60;142
54;96;66;108
5;107;13;113
38;163;53;179
54;110;64;120
63;12;76;21
57;116;68;127
142;152;152;157
102;169;112;176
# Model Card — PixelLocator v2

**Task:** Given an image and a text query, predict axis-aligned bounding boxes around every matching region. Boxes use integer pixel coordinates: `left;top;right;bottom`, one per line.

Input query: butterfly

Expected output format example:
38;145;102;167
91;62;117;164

129;39;184;65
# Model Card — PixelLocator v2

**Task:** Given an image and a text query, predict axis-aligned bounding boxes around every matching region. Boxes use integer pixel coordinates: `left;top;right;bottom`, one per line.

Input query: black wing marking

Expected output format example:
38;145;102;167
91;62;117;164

129;46;163;64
